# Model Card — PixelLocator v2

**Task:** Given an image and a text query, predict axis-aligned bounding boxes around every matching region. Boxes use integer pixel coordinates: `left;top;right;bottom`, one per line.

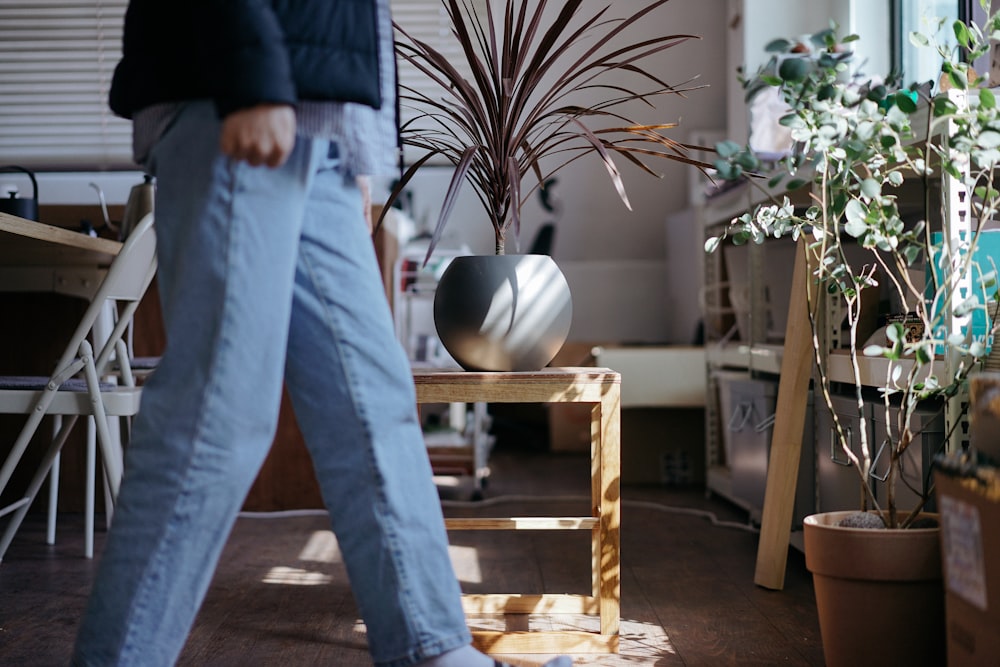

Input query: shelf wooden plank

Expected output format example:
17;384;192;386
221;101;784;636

412;367;620;404
446;517;597;530
826;349;930;387
706;343;784;374
462;593;597;614
471;630;618;654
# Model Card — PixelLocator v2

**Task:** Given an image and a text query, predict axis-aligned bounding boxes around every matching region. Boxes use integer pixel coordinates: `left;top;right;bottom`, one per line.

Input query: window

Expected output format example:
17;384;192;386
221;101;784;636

0;0;466;172
0;0;131;170
392;0;483;165
892;0;990;90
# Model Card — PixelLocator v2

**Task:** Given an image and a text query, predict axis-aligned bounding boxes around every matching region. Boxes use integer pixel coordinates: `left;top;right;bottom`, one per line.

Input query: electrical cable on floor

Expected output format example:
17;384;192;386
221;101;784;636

238;494;760;534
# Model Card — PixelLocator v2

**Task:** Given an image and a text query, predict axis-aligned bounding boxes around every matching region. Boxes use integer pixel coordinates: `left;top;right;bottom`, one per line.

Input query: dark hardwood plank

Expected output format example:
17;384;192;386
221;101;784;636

0;447;823;666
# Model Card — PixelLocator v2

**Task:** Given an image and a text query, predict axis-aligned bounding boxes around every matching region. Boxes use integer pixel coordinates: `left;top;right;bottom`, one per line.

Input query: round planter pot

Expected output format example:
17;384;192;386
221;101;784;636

433;254;572;372
803;511;945;667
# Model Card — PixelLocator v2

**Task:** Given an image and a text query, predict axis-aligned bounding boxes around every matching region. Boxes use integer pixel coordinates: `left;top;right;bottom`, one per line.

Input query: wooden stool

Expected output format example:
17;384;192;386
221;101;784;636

413;367;621;653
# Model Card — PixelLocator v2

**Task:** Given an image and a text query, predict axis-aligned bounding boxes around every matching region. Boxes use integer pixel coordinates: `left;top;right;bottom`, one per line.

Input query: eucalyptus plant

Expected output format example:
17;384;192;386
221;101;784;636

707;4;1000;528
380;0;710;263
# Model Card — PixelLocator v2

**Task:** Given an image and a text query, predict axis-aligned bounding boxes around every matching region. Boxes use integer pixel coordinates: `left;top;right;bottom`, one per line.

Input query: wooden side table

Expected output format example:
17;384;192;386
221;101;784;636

412;367;621;654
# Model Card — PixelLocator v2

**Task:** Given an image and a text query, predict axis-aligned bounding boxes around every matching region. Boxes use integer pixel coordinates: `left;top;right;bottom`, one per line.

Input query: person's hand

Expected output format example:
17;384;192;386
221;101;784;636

220;104;296;168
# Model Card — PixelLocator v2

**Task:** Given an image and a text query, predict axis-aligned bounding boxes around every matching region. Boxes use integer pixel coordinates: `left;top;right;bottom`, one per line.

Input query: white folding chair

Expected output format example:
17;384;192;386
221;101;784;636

0;213;156;560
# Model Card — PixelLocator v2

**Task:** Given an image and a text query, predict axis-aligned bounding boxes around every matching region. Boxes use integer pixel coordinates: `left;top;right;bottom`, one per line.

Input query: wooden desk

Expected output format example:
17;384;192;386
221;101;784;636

413;367;622;654
0;211;126;519
0;211;121;298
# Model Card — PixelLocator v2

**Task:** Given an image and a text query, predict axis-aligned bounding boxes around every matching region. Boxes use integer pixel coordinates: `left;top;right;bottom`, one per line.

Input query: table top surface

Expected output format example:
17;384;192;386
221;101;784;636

412;366;620;384
0;211;122;266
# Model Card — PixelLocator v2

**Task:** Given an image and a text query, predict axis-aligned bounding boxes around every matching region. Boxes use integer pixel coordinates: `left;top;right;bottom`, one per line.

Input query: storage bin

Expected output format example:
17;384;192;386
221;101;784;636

713;370;751;466
726;377;814;526
870;403;944;513
815;393;867;512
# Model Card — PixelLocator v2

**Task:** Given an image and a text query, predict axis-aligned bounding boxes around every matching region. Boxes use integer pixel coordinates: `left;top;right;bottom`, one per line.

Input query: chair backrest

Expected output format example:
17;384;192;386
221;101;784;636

51;213;157;379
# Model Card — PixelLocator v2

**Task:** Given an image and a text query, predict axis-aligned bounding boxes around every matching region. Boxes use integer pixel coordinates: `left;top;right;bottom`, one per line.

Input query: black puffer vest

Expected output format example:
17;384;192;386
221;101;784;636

110;0;382;119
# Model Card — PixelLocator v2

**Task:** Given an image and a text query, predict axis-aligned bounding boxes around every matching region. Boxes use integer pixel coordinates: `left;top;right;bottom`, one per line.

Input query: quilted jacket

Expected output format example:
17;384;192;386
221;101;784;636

110;0;382;119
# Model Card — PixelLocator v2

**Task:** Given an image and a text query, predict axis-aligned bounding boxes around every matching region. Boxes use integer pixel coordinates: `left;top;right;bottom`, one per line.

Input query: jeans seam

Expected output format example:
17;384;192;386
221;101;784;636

119;158;242;665
297;231;432;655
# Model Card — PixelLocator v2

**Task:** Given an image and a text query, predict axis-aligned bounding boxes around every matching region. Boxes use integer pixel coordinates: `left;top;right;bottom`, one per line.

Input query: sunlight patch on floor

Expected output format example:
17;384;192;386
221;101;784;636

618;617;679;658
448;544;482;584
298;530;341;563
261;566;333;586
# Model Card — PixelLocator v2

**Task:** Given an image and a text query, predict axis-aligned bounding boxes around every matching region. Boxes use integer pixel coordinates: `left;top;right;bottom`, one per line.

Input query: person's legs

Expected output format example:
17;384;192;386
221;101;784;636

283;149;471;666
72;101;321;666
284;150;572;667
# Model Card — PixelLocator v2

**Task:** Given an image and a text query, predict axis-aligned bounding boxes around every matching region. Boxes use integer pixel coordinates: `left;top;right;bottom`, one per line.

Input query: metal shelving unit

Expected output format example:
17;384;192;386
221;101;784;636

392;245;495;496
696;100;977;524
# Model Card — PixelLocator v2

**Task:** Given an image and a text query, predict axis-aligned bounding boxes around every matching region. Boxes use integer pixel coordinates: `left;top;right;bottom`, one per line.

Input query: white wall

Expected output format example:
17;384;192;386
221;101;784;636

381;0;729;263
378;0;730;343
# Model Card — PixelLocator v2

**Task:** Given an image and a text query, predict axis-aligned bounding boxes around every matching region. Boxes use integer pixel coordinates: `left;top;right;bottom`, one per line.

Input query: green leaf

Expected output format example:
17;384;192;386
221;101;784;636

786;178;807;191
978;130;1000;149
768;174;785;189
705;237;722;253
894;91;918;113
861;178;881;200
954;20;973;48
818;84;836;101
778;113;805;128
778;56;809;82
864;344;887;357
715;140;742;158
956;297;979;316
916;345;932;364
765;38;793;53
981;87;997;110
933;95;959;117
735;151;761;170
886;322;905;343
948;67;969;90
909;32;930;48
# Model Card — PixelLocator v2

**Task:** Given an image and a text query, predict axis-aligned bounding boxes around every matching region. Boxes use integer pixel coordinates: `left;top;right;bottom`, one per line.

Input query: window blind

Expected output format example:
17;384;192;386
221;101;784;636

0;0;131;170
0;0;466;171
392;0;481;165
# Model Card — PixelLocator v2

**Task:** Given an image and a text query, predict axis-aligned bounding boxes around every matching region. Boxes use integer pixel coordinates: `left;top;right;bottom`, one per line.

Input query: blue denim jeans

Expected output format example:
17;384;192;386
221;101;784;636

72;101;470;667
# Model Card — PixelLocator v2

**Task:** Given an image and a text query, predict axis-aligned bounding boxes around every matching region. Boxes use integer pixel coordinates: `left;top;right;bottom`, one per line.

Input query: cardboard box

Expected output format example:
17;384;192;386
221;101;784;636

548;401;593;453
935;469;1000;667
547;345;709;470
620;407;705;486
547;342;602;452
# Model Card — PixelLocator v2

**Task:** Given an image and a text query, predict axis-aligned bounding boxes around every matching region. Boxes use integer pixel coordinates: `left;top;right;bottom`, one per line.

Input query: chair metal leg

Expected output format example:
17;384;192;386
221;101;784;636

47;415;62;545
85;417;96;559
0;415;79;562
47;455;60;546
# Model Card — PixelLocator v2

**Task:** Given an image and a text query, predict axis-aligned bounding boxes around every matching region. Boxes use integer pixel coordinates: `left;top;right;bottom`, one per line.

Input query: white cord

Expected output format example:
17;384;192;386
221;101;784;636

237;494;760;534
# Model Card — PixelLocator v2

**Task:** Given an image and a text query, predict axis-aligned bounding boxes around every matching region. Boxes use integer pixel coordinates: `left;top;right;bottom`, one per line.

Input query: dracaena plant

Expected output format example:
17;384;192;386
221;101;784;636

380;0;710;263
707;8;1000;528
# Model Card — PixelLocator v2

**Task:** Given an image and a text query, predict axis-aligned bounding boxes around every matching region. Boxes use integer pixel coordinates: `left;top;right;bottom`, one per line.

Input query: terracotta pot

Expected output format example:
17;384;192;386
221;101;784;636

803;511;945;667
433;254;572;371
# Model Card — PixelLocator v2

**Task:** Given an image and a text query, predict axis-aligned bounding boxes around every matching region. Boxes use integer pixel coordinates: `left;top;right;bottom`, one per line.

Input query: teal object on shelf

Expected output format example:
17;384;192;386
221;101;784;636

926;230;1000;351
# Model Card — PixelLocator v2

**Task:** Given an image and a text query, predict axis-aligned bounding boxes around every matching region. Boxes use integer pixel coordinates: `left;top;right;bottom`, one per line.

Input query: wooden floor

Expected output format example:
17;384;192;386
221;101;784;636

0;446;824;666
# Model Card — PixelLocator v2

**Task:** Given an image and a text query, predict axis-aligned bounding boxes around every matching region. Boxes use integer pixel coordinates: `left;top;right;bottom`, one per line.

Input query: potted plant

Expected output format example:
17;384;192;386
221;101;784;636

706;6;1000;665
379;0;710;371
